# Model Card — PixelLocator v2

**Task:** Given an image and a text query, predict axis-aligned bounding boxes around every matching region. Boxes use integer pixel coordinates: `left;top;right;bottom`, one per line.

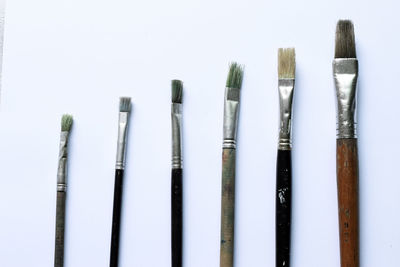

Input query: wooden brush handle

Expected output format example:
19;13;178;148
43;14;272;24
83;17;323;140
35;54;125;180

337;138;359;267
54;191;66;267
171;168;183;267
276;149;292;267
220;148;236;267
110;169;124;267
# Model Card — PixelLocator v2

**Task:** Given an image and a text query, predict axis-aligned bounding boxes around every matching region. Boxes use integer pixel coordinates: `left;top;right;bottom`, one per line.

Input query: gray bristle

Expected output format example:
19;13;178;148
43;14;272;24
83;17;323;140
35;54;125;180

226;62;244;89
119;97;131;112
278;48;296;79
171;80;183;103
335;20;356;58
61;114;73;132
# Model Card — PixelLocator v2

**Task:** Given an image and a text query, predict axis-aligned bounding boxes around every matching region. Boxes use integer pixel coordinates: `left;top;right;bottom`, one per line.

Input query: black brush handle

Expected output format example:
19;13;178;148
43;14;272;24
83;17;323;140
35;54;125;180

54;191;66;267
110;169;124;267
171;168;183;267
276;149;292;267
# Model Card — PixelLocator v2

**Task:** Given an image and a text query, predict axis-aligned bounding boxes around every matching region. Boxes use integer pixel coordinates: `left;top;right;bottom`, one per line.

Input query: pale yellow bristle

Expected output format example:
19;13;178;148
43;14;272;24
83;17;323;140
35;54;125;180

278;48;296;79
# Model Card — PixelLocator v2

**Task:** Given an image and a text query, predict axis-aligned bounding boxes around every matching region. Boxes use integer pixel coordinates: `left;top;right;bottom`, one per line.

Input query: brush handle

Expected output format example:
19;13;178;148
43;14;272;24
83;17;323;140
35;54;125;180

110;169;124;267
220;148;236;267
337;138;359;267
54;191;66;267
275;149;292;267
171;168;183;267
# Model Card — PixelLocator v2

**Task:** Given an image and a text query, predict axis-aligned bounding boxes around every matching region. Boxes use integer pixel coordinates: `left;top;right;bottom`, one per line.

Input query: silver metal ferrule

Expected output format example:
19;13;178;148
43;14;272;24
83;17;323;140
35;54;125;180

333;58;358;139
171;103;183;169
278;79;295;150
57;131;70;192
115;112;130;170
222;87;240;149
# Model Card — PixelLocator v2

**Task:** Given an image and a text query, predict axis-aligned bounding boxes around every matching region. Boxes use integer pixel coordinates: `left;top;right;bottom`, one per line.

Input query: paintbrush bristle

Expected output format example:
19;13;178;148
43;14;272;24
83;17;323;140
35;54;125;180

61;114;73;132
171;80;183;103
226;62;244;89
335;20;356;58
119;97;131;112
278;48;296;79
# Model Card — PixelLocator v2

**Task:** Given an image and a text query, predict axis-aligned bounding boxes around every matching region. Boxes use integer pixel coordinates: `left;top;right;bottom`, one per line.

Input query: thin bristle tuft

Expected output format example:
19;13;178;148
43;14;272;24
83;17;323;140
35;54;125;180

119;97;131;112
61;114;73;132
171;80;183;103
335;20;356;58
278;48;296;79
226;62;244;89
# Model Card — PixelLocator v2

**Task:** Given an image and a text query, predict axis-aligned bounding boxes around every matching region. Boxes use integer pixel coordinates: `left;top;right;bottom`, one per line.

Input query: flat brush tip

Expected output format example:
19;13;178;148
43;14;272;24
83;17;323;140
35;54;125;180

335;20;356;58
278;48;296;79
226;62;244;89
61;114;73;132
119;97;131;112
171;80;183;103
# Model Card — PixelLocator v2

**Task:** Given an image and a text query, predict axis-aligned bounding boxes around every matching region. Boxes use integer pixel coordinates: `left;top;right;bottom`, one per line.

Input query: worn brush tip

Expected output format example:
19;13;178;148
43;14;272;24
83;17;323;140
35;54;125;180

335;20;356;58
171;80;183;103
119;97;131;112
278;48;296;79
61;114;73;132
226;62;244;89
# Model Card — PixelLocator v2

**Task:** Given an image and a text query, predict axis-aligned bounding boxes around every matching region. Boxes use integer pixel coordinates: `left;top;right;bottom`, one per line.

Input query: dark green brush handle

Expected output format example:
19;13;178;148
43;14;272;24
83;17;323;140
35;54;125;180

276;149;292;267
220;148;236;267
110;169;124;267
54;191;66;267
171;168;183;267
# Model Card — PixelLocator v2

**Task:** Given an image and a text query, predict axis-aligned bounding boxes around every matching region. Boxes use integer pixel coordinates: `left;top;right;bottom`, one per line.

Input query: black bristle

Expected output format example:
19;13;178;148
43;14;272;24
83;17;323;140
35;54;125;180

226;62;244;89
335;20;356;58
171;80;183;104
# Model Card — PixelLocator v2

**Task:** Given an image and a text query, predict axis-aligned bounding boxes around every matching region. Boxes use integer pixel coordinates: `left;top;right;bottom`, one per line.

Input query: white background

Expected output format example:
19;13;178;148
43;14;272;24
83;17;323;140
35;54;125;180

0;0;399;266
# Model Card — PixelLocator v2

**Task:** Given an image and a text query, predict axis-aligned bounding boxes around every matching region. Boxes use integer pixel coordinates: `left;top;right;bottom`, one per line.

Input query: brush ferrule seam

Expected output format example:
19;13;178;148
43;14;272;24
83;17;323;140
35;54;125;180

171;103;183;169
57;131;70;191
223;87;240;148
333;58;358;139
57;184;67;192
278;79;295;150
116;111;130;170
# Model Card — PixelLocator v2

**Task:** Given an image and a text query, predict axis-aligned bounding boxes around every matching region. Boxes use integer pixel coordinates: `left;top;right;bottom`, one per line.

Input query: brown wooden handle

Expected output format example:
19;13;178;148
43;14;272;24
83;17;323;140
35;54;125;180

220;148;236;267
54;191;66;267
337;138;359;267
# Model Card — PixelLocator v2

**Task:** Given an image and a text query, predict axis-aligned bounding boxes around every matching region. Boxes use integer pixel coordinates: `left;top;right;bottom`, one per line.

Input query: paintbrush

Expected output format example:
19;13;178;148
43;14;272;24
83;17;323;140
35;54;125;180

54;114;73;267
333;20;359;267
276;48;295;267
171;80;183;267
110;97;132;267
220;62;244;267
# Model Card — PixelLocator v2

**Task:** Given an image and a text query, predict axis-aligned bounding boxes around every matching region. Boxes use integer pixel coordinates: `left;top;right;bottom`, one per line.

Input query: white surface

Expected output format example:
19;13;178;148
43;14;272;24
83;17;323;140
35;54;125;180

0;0;5;94
0;0;399;266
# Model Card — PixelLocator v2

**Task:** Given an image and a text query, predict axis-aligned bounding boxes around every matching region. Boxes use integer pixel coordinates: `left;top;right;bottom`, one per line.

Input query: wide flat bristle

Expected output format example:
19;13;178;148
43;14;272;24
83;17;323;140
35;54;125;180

171;80;183;103
61;114;73;132
226;62;244;89
119;97;131;112
278;48;296;79
335;20;356;58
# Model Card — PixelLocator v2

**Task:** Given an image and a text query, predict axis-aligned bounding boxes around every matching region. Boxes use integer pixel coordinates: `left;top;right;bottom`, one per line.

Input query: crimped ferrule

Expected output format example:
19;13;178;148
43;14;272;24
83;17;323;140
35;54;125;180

171;103;183;169
115;112;130;170
223;87;240;149
57;131;70;192
333;58;358;139
278;79;295;150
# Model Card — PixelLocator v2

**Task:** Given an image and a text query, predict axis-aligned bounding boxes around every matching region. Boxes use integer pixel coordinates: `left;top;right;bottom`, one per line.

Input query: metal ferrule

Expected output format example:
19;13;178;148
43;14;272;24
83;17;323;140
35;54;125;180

333;58;358;139
57;131;70;192
278;79;295;150
171;103;183;169
115;112;130;170
223;87;240;149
